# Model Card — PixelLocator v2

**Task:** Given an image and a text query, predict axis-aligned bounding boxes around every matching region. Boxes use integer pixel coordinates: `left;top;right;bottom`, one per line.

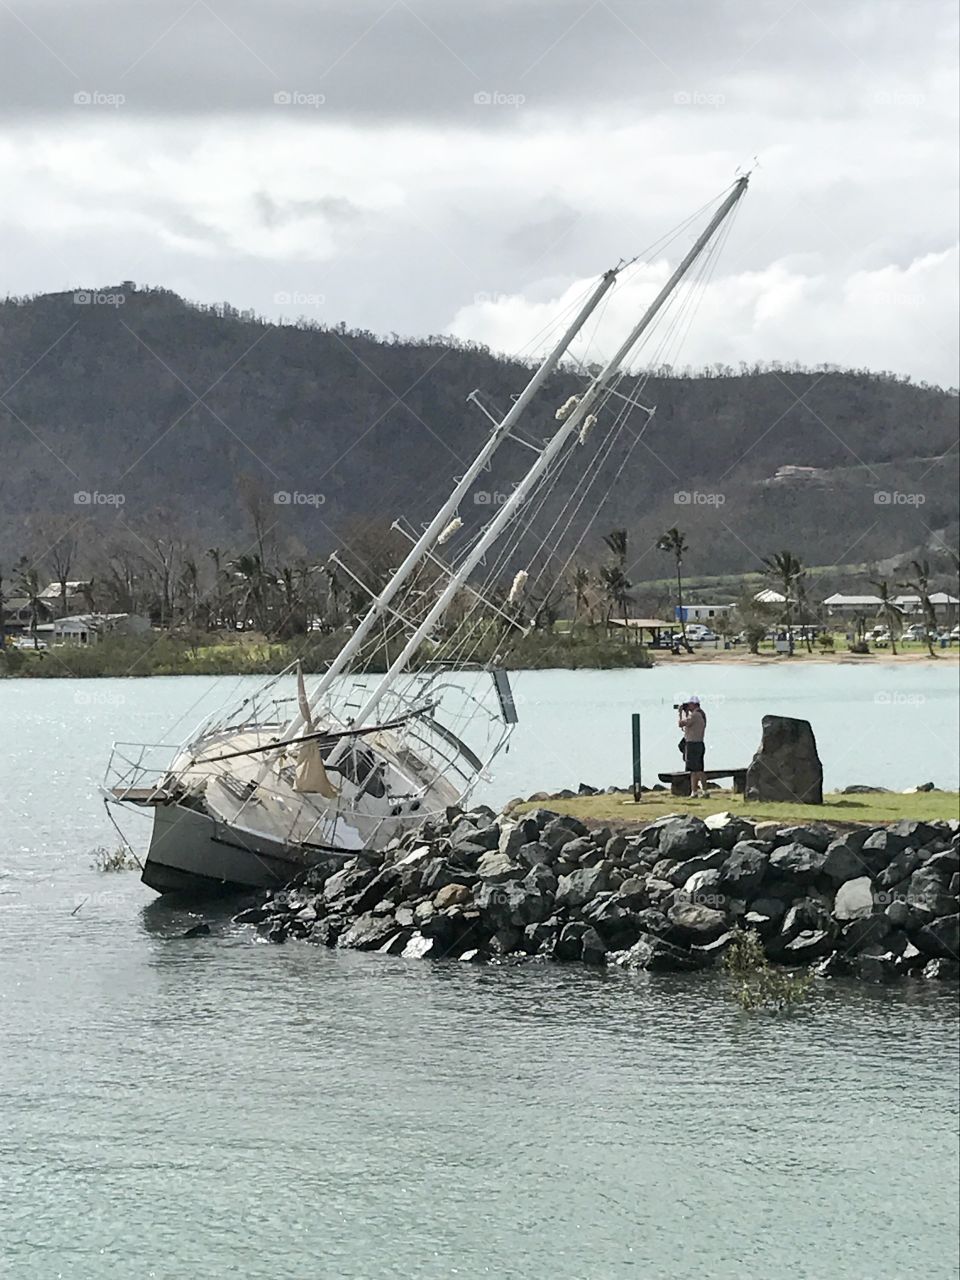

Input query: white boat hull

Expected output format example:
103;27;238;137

141;801;339;895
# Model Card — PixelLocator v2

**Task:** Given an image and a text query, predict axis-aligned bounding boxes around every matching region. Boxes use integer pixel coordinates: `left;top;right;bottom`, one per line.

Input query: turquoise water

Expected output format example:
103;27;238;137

1;669;958;1278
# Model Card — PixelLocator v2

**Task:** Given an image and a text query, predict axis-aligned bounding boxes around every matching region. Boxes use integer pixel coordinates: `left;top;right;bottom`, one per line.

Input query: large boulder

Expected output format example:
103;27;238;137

337;911;400;951
906;865;955;919
744;715;823;804
823;831;874;885
914;914;960;958
475;851;525;884
719;842;768;897
658;816;711;859
834;876;876;920
667;901;730;943
555;864;610;910
776;824;832;853
768;841;827;884
665;849;726;887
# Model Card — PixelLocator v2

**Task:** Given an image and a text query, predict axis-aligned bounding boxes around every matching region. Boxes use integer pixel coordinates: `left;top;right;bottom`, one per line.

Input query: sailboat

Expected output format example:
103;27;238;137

104;176;749;893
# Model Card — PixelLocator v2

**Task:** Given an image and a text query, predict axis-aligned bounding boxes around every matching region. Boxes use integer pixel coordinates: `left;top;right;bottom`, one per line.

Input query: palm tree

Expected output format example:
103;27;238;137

602;529;628;567
761;550;804;655
231;552;269;634
898;559;938;657
599;564;633;631
570;565;593;629
656;527;690;650
871;579;904;655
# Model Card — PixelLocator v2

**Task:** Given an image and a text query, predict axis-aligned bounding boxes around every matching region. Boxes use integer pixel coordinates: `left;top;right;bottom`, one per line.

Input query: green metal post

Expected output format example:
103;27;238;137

631;713;641;802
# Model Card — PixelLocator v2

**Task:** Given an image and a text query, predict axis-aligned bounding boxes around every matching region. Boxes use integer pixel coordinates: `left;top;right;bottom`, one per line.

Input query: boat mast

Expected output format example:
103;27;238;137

349;177;748;727
283;267;619;739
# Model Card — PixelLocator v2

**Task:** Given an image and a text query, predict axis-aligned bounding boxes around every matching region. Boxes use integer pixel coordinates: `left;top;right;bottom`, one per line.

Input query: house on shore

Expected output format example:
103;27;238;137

33;613;150;646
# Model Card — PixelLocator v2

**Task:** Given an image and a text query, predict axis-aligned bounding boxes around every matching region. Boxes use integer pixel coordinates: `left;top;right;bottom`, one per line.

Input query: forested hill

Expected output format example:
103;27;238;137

1;285;957;577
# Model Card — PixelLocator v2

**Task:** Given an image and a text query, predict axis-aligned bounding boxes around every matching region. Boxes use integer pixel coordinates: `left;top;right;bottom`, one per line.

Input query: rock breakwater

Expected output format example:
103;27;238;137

233;807;960;982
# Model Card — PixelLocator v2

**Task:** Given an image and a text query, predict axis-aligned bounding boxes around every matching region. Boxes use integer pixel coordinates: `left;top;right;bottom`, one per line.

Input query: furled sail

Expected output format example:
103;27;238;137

293;665;338;798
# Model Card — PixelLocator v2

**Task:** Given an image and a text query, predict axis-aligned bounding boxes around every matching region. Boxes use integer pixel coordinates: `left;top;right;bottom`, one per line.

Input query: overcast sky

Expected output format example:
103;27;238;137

2;0;958;385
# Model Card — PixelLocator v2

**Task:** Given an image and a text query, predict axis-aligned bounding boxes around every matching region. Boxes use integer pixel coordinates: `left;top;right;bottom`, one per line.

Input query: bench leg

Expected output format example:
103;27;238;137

732;771;746;794
671;775;692;797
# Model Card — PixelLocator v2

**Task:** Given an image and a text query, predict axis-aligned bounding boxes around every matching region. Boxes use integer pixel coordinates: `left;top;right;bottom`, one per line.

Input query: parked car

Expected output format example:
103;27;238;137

904;623;928;642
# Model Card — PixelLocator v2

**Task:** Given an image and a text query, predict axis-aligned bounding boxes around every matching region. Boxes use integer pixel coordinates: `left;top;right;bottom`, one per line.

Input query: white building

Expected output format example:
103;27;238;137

35;613;150;646
822;593;883;616
680;603;735;623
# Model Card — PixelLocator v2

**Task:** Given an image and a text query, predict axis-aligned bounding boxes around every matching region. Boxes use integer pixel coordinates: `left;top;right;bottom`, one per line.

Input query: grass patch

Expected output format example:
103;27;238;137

90;845;140;872
515;789;960;827
723;928;812;1012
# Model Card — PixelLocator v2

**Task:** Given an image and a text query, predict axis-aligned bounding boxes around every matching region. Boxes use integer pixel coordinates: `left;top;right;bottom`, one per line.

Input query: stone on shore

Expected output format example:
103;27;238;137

745;715;823;804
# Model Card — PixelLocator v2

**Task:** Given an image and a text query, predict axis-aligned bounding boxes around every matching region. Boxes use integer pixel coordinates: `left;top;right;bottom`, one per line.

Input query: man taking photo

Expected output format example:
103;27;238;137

678;695;708;797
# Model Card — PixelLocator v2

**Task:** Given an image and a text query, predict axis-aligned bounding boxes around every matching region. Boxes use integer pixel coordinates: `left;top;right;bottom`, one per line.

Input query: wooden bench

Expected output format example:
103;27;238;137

658;768;747;797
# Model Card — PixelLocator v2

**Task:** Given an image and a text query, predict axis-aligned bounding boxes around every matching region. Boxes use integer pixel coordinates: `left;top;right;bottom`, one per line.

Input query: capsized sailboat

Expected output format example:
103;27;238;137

104;176;749;893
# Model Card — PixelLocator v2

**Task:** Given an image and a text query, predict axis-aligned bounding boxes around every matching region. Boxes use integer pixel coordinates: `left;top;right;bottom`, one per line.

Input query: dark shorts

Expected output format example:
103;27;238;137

684;740;705;772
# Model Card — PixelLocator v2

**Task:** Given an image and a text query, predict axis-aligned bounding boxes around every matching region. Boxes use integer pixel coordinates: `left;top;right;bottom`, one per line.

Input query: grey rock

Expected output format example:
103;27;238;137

681;868;725;909
884;898;911;928
743;910;778;938
476;851;525;884
401;932;436;959
823;833;874;885
517;840;553;868
377;931;411;955
612;933;702;972
812;950;852;977
924;850;960;877
616;875;648;907
922;957;960;980
555;864;610;910
745;715;823;804
720;843;768;897
690;930;738;965
580;927;607;966
889;819;941;847
659;815;711;859
667;901;729;943
856;946;901;984
337;911;403;951
839;915;891;953
914;914;960;959
861;829;910;863
834;876;876;920
783;929;833;960
776;824;832;853
553;921;588;962
768;841;827;883
559;836;597;864
488;926;523;955
180;922;210;938
906;865;955;918
665;849;726;887
704;811;756;850
877;849;923;889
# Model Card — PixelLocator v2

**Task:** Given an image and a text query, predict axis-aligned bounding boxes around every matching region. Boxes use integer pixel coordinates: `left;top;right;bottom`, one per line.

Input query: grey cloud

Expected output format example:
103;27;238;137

2;0;954;119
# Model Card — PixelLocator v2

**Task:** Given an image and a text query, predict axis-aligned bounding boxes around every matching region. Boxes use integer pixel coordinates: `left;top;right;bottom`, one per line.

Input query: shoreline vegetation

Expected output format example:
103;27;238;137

2;627;958;678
